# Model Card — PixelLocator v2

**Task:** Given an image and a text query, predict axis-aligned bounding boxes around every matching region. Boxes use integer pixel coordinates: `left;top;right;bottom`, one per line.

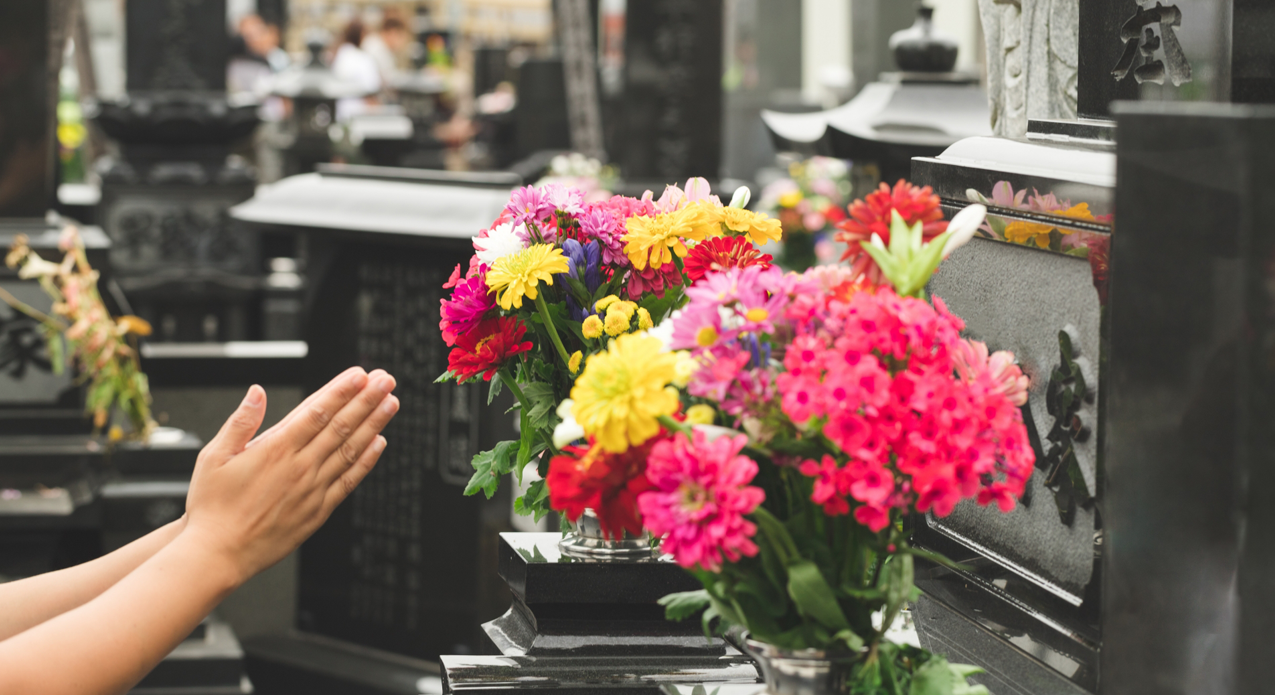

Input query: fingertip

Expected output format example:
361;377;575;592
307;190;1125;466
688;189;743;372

381;395;400;415
244;384;265;408
374;435;387;452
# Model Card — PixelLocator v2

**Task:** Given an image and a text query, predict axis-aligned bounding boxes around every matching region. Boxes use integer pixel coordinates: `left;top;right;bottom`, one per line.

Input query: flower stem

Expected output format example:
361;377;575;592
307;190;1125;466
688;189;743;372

657;414;691;436
499;368;530;411
0;286;61;326
534;292;573;368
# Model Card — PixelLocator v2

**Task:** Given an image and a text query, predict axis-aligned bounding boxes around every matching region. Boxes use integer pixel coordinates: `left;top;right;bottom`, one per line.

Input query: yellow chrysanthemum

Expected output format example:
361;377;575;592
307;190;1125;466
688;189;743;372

685;404;716;426
582;314;604;339
595;295;620;312
568;350;583;374
571;333;681;452
778;190;803;208
719;207;783;245
636;307;653;330
604;308;631;336
623;204;716;270
486;244;570;310
1004;203;1095;249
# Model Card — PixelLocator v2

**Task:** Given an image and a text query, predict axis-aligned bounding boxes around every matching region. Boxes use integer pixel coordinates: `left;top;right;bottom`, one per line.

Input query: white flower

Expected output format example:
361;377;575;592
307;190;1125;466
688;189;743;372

942;204;987;258
552;399;585;449
473;222;528;265
16;255;61;279
644;312;678;352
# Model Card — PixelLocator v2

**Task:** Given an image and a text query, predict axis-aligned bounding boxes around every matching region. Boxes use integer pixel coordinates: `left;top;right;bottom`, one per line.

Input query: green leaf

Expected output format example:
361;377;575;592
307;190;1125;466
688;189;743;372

898;545;969;573
659;590;711;621
487;373;504;405
514;478;551;521
909;657;989;695
463;441;518;498
786;559;851;632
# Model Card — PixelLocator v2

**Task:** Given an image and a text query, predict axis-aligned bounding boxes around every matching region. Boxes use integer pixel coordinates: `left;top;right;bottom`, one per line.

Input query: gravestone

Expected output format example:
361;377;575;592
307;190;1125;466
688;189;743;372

0;0;72;219
230;166;521;688
909;134;1112;695
125;0;228;92
906;5;1275;689
608;0;723;184
92;0;262;343
1078;0;1275;117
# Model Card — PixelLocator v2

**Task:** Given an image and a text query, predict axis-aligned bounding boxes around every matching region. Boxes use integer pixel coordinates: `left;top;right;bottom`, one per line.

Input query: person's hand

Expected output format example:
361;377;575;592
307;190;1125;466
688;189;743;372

182;367;399;584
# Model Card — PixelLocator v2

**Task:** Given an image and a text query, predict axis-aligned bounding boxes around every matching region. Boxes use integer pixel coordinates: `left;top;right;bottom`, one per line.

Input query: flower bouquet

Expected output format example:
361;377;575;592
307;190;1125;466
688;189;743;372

4;228;156;440
758;157;852;271
440;178;783;527
443;177;1034;693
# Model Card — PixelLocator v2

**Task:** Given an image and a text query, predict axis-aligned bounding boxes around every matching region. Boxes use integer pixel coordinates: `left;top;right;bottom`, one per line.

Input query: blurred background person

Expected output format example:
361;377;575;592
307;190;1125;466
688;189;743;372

331;18;381;122
363;11;412;88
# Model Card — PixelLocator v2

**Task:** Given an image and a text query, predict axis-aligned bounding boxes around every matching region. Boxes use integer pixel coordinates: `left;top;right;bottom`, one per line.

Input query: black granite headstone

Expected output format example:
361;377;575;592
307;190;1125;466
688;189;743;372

126;0;229;93
0;0;70;218
609;0;723;182
1101;101;1275;695
1078;0;1275;117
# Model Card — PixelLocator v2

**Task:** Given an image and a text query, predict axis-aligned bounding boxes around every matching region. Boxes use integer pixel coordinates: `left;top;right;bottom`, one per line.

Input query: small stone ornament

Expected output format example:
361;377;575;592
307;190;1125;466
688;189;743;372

888;6;959;73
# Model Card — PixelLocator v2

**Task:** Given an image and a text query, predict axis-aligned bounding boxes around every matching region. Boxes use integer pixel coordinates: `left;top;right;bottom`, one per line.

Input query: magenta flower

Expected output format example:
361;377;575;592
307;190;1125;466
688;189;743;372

439;266;496;346
639;430;766;571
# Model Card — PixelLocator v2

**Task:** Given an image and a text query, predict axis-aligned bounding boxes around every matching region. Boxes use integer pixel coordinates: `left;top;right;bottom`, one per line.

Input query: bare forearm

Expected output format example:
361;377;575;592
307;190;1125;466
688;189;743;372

0;519;185;641
0;531;240;695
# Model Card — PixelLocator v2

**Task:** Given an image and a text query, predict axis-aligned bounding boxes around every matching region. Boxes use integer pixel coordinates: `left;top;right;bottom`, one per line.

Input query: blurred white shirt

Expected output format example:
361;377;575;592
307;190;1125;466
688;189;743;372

331;43;381;121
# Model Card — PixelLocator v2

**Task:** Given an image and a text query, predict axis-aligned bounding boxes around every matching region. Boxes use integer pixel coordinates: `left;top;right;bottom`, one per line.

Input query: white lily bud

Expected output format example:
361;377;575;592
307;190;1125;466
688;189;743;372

870;232;887;250
552;399;585;449
729;186;751;209
942;204;987;258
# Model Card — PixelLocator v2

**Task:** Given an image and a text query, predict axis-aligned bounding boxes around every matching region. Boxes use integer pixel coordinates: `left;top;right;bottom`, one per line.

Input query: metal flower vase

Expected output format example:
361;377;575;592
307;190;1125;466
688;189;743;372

557;509;655;560
743;637;867;695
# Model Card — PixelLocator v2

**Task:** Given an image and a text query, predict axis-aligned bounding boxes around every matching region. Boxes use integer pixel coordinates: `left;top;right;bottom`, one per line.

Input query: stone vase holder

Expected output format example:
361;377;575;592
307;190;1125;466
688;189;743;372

440;532;760;692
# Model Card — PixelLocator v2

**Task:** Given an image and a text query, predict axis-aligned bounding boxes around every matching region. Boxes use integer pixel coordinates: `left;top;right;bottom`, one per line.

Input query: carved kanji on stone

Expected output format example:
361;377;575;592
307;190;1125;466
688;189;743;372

1111;2;1192;86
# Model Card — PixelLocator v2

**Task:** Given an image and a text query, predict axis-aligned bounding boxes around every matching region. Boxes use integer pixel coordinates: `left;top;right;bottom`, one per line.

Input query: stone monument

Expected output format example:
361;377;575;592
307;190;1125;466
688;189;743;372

978;0;1080;138
902;2;1275;693
90;0;262;343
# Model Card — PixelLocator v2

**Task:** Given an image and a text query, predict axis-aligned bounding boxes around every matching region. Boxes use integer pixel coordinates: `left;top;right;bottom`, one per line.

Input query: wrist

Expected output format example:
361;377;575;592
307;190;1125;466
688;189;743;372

174;523;251;594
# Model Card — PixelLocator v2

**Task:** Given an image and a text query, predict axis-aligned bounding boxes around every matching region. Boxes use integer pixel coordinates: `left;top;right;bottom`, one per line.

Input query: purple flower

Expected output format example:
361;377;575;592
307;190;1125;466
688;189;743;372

558;238;602;320
582;240;601;292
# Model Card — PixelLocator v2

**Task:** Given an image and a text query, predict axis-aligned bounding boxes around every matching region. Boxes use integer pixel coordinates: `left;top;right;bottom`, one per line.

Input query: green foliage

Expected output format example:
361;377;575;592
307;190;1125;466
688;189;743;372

463;441;518;499
859;212;954;299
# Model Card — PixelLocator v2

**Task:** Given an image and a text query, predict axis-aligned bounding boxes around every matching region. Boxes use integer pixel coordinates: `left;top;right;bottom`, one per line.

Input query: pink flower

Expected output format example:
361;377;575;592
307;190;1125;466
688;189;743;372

953;338;1030;406
506;186;555;226
542;183;585;215
639;430;765;571
626;260;683;299
439;266;496;346
775;286;1035;530
577;204;628;266
800;455;850;516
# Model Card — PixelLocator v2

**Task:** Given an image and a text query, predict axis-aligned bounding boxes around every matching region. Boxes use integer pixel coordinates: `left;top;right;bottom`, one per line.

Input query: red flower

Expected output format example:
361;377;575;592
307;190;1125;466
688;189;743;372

835;180;948;285
683;236;774;283
447;316;533;382
547;439;660;540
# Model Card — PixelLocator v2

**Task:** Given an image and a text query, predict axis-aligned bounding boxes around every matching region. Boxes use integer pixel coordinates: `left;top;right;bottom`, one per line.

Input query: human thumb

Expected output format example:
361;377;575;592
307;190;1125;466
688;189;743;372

206;385;267;462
